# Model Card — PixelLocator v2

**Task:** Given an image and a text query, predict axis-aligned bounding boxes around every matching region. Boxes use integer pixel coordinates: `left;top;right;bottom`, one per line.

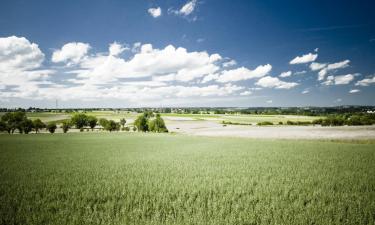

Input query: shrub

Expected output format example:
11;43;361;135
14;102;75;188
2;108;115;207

46;122;57;133
61;120;71;133
257;121;273;126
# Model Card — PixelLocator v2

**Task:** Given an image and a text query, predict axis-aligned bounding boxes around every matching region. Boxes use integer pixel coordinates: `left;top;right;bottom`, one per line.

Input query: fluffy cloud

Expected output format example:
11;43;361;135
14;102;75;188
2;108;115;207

302;89;309;94
279;71;292;78
216;64;272;83
311;60;350;81
0;36;312;105
290;52;317;64
109;42;127;56
0;36;44;71
355;75;375;86
52;42;90;65
310;62;326;71
148;7;162;18
179;0;197;16
322;74;354;85
0;36;53;91
255;76;298;89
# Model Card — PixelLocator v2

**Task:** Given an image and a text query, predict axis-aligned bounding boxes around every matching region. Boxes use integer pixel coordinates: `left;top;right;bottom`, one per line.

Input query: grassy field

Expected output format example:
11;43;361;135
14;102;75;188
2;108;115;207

0;133;374;225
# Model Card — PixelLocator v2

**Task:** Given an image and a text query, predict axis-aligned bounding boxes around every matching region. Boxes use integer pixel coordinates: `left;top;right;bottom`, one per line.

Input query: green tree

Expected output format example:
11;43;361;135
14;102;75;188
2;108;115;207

46;122;57;133
134;114;149;132
148;114;168;132
61;120;71;133
22;119;34;134
104;120;120;132
71;113;88;130
120;118;127;128
87;116;98;131
33;119;45;133
1;112;27;134
99;118;109;130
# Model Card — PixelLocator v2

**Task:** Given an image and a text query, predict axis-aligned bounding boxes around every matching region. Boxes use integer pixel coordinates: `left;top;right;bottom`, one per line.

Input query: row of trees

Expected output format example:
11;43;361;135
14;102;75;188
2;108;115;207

0;111;168;134
312;114;375;126
0;112;58;134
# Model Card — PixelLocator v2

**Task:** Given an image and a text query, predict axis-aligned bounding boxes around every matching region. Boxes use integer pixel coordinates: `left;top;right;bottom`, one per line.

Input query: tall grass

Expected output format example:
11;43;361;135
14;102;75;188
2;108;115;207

0;133;374;225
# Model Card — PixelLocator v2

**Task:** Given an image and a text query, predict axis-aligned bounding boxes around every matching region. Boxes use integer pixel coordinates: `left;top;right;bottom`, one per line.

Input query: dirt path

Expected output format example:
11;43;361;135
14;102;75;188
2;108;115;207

166;120;375;140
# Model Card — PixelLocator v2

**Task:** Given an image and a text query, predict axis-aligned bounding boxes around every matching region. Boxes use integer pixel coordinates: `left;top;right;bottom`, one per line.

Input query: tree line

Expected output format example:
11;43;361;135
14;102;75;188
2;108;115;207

0;111;168;134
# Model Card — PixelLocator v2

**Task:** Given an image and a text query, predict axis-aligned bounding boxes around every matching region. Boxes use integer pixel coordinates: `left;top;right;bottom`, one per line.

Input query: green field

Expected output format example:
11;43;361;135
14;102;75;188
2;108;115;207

2;111;322;125
0;133;374;225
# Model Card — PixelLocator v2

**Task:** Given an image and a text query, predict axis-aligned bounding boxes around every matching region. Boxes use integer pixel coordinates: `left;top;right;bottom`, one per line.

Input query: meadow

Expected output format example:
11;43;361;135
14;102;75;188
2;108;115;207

0;133;374;225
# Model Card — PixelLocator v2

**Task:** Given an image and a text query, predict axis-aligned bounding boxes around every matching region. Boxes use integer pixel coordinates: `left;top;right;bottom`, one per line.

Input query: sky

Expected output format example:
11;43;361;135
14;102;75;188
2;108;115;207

0;0;375;108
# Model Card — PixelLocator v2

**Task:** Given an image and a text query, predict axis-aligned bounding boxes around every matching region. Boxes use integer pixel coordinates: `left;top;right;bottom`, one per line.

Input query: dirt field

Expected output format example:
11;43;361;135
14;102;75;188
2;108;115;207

166;119;375;140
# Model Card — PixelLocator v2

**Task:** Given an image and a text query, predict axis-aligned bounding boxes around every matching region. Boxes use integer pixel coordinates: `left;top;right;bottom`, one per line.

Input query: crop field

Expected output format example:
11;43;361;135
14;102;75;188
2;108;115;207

0;133;374;225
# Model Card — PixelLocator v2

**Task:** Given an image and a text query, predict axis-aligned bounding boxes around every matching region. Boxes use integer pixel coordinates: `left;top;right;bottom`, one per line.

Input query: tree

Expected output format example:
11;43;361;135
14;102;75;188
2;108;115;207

46;122;57;133
1;112;27;134
61;120;71;133
104;120;120;132
134;114;149;132
120;118;127;128
0;121;8;133
99;118;109;130
71;113;88;130
22;119;34;134
87;116;98;131
33;119;45;133
148;114;168;132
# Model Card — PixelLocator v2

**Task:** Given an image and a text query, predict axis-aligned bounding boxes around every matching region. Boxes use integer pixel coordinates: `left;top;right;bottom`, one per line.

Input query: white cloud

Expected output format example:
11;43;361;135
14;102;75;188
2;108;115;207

310;62;327;71
334;74;354;85
290;52;318;64
312;60;350;81
322;74;354;85
0;36;53;94
294;70;307;75
52;42;90;65
179;0;197;16
302;89;309;94
279;71;292;78
109;42;127;56
0;36;44;71
65;44;223;84
255;76;298;89
266;100;273;104
216;64;272;83
349;89;360;93
355;75;375;86
239;90;252;96
223;60;236;67
327;60;350;70
148;7;162;18
318;68;328;81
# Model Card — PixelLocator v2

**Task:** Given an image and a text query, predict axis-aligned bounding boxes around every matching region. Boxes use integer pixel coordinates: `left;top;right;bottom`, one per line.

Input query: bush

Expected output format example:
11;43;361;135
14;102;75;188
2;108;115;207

257;121;273;126
61;120;71;133
148;114;168;133
46;122;57;133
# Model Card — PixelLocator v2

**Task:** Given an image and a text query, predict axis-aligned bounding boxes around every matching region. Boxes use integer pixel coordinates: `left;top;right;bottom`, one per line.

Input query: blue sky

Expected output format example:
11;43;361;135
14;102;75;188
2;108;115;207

0;0;374;108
